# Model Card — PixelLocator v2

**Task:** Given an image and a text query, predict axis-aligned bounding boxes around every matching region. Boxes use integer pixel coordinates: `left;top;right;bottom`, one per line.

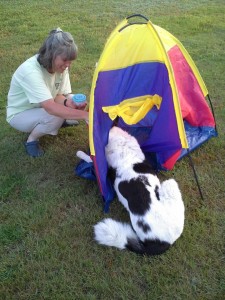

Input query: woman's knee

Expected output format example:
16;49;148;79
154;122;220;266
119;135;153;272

41;115;64;135
9;110;64;135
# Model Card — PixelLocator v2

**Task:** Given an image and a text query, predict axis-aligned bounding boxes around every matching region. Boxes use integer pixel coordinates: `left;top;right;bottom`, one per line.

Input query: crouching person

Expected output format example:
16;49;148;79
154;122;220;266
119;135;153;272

6;28;88;157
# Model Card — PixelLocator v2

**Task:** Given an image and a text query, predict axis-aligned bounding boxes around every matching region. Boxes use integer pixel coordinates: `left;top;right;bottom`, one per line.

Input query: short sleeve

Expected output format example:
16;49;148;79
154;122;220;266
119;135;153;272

18;70;53;104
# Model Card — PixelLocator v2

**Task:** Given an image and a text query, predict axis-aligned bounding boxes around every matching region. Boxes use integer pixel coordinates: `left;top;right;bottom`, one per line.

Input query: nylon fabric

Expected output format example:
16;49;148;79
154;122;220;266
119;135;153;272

87;15;217;210
102;94;162;125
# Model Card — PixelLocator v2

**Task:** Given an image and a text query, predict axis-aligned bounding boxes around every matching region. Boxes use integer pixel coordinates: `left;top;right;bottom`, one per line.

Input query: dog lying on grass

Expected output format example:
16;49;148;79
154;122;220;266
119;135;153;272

77;126;185;255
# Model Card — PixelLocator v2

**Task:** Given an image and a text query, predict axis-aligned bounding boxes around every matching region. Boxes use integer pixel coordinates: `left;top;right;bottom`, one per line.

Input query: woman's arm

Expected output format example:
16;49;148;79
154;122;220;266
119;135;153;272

54;94;67;105
54;94;86;110
41;98;89;121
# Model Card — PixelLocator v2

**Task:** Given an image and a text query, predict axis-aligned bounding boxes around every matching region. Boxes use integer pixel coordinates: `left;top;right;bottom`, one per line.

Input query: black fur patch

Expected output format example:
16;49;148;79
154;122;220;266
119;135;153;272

155;185;160;200
126;238;171;256
133;160;156;174
126;237;144;254
118;177;151;215
137;219;151;233
142;239;171;255
107;167;116;184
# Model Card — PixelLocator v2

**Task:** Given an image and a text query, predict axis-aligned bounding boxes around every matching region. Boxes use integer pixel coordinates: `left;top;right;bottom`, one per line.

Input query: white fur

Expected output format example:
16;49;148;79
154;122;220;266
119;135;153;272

94;218;137;249
76;127;185;254
94;127;185;255
76;150;92;163
105;127;145;176
130;178;184;244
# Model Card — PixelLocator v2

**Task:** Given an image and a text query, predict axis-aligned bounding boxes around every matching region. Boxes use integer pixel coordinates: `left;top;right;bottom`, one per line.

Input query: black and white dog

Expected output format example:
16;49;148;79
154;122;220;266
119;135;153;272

77;126;185;255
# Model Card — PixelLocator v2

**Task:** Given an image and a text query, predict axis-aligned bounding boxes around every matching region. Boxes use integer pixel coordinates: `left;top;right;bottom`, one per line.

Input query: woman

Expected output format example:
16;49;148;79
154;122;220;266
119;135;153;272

6;28;88;157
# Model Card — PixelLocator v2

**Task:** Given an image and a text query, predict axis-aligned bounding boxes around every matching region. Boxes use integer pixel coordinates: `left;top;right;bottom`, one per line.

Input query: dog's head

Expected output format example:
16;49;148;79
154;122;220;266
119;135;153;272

105;126;145;168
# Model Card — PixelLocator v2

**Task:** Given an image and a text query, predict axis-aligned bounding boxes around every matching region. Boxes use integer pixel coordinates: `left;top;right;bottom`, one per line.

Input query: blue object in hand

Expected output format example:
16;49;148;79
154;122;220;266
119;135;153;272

72;94;86;106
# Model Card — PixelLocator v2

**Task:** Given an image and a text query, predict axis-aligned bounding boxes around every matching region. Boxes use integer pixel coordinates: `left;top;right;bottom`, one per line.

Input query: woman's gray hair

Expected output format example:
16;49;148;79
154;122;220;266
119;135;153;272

38;27;78;70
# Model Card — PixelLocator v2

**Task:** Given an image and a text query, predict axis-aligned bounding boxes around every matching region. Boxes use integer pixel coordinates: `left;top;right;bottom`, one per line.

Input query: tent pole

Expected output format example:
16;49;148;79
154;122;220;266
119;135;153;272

207;94;217;132
187;149;204;200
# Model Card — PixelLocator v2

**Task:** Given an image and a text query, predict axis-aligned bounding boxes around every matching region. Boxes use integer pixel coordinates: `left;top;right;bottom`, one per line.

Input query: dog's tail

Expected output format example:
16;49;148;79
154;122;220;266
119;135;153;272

94;218;171;256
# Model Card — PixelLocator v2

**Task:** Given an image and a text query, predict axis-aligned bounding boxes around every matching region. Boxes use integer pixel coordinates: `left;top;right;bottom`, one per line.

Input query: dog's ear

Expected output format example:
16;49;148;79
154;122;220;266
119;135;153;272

118;177;151;215
107;167;116;184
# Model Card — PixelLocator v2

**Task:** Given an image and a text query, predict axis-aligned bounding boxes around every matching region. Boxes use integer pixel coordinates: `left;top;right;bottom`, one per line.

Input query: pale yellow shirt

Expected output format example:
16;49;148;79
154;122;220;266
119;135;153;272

7;55;71;122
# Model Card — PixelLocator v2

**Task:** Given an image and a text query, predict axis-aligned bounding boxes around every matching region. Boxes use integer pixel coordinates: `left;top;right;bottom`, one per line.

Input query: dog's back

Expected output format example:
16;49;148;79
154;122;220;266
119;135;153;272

94;127;185;256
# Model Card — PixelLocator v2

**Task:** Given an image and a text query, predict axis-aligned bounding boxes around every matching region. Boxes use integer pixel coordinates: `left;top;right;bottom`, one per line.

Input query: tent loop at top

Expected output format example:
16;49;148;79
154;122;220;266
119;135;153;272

119;14;149;32
126;14;149;22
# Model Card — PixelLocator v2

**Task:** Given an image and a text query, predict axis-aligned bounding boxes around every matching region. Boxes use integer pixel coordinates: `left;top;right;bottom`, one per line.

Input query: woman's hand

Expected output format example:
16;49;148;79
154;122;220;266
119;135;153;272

66;98;87;110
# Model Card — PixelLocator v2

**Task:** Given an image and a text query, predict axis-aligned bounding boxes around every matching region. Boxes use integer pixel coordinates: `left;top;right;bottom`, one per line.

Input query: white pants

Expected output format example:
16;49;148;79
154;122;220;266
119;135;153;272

9;108;64;136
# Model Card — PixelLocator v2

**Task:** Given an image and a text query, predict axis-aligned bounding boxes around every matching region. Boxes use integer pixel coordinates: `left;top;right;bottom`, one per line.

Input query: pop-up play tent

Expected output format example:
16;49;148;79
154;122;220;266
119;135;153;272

86;14;217;212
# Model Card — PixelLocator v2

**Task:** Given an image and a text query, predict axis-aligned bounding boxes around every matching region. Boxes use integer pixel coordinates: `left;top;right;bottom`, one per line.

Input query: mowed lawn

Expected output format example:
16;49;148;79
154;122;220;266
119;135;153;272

0;1;224;299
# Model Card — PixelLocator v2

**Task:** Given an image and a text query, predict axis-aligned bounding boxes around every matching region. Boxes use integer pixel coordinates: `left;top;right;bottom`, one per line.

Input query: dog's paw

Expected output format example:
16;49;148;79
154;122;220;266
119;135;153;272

76;150;92;163
160;179;181;200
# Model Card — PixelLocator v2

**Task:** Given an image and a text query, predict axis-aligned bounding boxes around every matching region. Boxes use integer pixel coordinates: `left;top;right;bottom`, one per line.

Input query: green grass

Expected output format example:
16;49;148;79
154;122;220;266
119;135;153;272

0;0;225;299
